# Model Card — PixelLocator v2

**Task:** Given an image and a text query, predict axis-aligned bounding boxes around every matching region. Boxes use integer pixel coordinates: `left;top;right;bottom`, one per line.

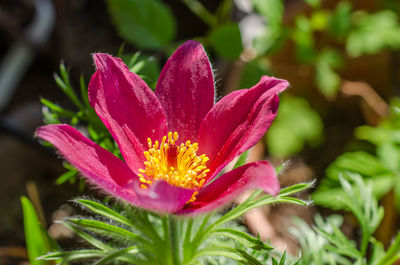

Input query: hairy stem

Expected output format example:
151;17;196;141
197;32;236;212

168;216;181;265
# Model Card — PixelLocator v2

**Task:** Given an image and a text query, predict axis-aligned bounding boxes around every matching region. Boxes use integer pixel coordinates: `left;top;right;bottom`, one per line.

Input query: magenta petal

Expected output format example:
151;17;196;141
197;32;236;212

130;181;194;214
89;53;167;173
35;124;140;204
155;41;214;142
36;125;193;213
178;161;279;214
198;76;288;182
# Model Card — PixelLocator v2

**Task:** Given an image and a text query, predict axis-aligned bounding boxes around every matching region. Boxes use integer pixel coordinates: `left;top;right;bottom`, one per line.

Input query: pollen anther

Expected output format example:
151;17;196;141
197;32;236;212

138;132;209;202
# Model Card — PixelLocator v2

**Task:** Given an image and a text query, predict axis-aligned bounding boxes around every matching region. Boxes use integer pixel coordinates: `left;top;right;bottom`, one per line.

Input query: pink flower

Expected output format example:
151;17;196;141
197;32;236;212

36;41;288;214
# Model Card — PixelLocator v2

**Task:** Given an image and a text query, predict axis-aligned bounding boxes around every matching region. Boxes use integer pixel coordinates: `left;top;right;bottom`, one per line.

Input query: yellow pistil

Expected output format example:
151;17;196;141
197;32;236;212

138;132;210;203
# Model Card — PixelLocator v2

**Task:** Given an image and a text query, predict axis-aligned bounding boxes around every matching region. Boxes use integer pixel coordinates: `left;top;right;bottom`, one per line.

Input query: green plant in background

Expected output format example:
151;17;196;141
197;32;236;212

346;9;400;57
292;175;400;265
209;23;243;61
290;0;400;98
266;96;323;158
120;50;161;89
234;0;400;99
312;99;400;210
106;0;176;50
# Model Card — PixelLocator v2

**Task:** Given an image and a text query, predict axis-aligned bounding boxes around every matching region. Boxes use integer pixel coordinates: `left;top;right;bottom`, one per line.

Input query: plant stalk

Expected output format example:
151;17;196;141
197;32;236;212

180;0;218;27
168;216;181;265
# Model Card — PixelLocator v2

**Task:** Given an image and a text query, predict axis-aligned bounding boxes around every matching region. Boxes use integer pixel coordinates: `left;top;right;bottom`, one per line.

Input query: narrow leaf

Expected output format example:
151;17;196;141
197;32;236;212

75;199;134;227
40;250;103;261
94;246;139;265
66;218;143;242
214;228;273;250
279;181;315;197
21;196;51;265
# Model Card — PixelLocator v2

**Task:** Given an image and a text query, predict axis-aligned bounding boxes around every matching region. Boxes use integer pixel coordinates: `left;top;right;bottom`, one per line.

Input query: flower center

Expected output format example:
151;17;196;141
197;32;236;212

138;132;209;200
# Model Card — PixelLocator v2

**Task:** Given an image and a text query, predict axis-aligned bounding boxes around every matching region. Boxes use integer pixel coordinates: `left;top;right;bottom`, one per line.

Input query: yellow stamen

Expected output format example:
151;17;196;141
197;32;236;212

138;132;209;203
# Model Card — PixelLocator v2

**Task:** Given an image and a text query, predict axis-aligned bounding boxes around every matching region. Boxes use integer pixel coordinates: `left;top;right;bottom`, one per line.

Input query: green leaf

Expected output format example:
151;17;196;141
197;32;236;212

40;98;75;117
125;52;141;69
21;196;52;265
326;151;391;180
40;250;104;261
122;52;161;89
205;184;311;236
279;181;315;197
377;143;400;171
355;125;400;146
275;162;287;175
295;174;383;260
376;232;400;265
328;1;353;38
233;151;248;169
315;49;343;98
55;168;78;185
106;0;176;49
63;222;112;251
94;246;139;265
194;247;245;262
251;0;284;29
213;228;273;250
266;96;323;157
316;223;361;259
75;199;134;228
209;23;243;61
310;10;329;31
304;0;321;8
337;175;385;255
369;238;386;265
346;10;400;57
80;75;90;108
54;64;84;110
183;218;194;262
215;0;234;24
236;249;264;265
66;218;141;241
292;15;317;63
42;106;60;124
290;215;349;265
258;196;310;206
253;27;288;55
312;175;393;210
278;250;287;265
